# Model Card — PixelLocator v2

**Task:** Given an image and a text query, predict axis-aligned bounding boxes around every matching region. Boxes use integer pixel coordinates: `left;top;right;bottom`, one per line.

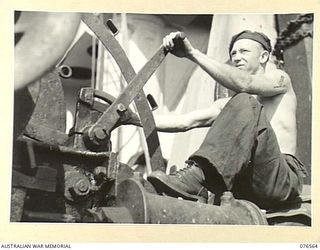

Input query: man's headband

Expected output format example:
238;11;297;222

229;30;272;54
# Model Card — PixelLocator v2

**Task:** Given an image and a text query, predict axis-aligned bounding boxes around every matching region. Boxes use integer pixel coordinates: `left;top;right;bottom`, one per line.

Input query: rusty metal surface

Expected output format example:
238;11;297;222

81;14;165;172
13;135;116;220
24;121;69;145
24;71;68;145
18;136;111;159
64;170;91;202
13;79;45;139
12;168;57;192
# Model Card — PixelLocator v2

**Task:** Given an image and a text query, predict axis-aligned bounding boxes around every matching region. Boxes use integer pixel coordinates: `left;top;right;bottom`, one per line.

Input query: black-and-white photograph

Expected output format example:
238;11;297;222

12;11;313;227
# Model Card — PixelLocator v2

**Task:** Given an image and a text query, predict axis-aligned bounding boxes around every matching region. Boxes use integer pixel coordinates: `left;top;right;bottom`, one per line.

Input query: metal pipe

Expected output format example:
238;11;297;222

92;178;268;225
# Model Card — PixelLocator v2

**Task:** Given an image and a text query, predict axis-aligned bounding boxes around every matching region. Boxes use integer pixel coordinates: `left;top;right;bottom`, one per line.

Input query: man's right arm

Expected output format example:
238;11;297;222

164;32;289;97
189;49;290;97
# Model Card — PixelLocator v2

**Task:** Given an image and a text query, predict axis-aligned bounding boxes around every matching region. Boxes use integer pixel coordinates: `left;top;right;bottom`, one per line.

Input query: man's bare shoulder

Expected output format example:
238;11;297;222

264;68;292;88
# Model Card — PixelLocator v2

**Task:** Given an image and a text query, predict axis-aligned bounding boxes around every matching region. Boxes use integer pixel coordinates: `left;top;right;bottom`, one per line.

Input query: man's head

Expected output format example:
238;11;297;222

229;30;272;74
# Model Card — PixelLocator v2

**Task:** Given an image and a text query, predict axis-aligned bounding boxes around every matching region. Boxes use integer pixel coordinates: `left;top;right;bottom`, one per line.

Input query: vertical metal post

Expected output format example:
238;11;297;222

91;35;97;89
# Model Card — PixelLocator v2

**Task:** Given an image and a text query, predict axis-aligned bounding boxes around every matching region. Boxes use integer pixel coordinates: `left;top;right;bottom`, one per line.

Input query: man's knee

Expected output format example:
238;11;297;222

232;92;252;100
228;93;259;108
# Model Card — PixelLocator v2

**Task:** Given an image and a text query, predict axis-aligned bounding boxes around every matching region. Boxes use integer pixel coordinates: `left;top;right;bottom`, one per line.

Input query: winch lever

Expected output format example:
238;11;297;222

86;45;168;140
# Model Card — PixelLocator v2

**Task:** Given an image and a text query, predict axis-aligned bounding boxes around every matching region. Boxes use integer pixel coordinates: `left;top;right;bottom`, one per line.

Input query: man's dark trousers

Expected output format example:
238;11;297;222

189;93;306;208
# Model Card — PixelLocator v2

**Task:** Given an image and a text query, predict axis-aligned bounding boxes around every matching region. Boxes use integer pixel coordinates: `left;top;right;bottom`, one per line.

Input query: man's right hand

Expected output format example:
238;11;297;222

163;32;194;58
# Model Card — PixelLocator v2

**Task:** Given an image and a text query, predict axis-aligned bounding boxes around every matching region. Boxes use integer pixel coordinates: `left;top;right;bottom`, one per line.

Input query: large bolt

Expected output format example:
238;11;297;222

79;88;94;104
74;179;90;196
117;103;127;113
83;126;110;150
93;127;107;141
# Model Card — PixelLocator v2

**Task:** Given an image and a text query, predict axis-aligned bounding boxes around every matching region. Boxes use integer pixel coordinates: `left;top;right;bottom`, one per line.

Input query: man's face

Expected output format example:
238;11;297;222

230;39;266;74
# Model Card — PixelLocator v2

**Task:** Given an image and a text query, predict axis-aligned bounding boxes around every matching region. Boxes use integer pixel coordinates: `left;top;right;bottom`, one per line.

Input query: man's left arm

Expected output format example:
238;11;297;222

124;97;230;132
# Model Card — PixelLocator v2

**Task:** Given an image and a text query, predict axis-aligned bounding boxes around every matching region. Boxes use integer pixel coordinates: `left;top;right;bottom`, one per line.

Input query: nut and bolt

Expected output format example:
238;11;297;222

58;65;72;78
74;179;90;195
93;127;107;141
117;103;127;113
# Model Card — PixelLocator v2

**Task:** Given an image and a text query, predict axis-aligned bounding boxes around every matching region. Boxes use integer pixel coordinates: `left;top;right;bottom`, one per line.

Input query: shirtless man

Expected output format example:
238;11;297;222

146;30;307;208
